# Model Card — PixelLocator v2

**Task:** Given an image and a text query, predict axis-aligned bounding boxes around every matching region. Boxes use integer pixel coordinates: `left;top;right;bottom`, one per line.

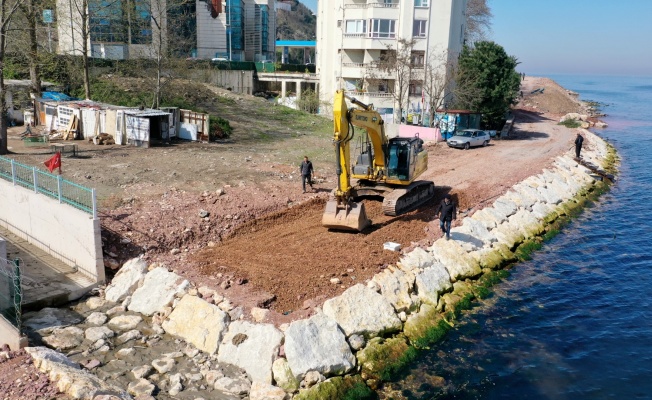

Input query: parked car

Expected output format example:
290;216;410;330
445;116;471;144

447;129;491;150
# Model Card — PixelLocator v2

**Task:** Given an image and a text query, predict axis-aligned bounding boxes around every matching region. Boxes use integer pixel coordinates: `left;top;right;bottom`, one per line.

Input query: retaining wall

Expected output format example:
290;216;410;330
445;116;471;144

0;179;104;283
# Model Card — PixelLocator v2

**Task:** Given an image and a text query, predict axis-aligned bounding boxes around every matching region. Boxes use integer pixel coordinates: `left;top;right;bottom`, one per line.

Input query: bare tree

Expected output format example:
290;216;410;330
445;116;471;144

366;38;416;122
18;0;44;100
0;0;22;154
146;0;194;108
421;49;456;128
465;0;492;44
56;0;94;99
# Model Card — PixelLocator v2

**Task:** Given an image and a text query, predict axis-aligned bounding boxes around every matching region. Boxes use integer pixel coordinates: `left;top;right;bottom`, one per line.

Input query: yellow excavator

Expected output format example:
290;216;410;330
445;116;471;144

322;90;435;231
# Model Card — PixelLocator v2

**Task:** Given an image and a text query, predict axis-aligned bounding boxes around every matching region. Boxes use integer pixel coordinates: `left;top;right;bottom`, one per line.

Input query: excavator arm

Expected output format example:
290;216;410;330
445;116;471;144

322;90;371;231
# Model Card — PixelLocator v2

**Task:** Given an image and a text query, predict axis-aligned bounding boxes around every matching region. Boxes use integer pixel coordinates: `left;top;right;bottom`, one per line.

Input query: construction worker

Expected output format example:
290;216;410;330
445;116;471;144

575;132;584;159
300;156;314;193
436;194;456;240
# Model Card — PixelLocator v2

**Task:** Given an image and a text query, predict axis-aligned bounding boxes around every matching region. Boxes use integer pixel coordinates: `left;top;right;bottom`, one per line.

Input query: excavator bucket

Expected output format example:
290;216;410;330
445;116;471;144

322;200;371;232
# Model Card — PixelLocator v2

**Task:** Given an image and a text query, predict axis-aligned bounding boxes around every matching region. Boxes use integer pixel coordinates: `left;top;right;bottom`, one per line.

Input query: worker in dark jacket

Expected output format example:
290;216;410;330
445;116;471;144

575;132;584;158
300;156;314;193
436;194;456;240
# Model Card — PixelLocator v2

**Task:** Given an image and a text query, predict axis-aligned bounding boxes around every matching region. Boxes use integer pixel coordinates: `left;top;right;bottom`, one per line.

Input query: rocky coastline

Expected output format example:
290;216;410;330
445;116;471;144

17;124;616;399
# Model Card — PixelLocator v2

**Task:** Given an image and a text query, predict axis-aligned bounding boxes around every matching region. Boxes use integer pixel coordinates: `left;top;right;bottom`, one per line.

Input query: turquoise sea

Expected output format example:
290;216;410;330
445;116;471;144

386;74;652;399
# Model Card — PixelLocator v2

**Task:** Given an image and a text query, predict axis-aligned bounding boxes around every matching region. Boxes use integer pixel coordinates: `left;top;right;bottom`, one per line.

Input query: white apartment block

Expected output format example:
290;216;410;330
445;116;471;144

316;0;467;121
56;0;275;62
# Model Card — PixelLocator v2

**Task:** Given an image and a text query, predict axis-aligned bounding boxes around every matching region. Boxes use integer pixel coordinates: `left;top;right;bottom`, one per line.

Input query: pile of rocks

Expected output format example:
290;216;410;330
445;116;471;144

22;129;612;399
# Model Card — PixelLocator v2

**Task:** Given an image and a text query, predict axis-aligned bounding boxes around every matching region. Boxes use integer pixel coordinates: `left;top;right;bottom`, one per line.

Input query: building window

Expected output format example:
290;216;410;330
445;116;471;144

411;51;425;67
413;20;427;38
130;2;152;44
415;0;429;7
409;81;423;96
345;19;366;34
378;80;390;93
369;19;396;38
89;0;125;43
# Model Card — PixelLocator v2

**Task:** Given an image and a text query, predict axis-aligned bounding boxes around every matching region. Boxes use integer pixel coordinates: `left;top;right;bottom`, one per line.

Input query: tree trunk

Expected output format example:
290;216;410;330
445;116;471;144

0;78;7;154
27;1;42;100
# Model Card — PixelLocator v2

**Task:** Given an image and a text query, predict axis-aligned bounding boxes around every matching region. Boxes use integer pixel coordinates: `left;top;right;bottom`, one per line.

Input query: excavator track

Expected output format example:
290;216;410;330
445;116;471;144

382;180;435;216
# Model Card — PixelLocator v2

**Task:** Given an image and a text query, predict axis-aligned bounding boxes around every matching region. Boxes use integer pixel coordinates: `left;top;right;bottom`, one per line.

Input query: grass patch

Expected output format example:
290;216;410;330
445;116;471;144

559;119;582;128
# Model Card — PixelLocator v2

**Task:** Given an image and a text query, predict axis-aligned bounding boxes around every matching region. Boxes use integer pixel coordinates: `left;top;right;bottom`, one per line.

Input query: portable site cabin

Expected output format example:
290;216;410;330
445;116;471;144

35;98;171;147
119;109;172;147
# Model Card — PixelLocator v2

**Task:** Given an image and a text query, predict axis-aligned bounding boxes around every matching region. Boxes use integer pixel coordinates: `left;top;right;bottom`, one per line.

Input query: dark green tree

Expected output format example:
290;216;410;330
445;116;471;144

455;41;520;129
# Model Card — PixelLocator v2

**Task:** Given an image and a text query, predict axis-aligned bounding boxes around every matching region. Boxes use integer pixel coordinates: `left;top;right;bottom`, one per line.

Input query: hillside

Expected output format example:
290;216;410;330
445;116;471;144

276;0;316;40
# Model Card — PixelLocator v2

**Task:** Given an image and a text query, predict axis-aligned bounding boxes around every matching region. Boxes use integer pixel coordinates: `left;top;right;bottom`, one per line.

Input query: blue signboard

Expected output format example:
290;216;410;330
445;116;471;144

43;9;53;24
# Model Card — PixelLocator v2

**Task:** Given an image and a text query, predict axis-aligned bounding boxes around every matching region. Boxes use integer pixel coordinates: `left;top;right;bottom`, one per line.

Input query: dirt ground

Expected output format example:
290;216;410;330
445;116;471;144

0;347;68;399
0;76;593;398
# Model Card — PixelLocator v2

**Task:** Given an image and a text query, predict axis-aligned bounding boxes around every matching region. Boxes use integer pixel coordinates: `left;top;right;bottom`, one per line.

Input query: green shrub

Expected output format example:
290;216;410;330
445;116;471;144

559;119;581;128
209;116;232;139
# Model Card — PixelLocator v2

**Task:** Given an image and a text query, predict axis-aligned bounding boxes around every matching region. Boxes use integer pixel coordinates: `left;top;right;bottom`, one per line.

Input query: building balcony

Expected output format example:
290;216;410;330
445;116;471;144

342;35;396;50
344;1;400;10
345;90;394;98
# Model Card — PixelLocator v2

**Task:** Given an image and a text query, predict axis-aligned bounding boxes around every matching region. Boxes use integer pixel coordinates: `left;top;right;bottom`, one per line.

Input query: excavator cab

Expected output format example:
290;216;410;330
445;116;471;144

386;137;425;182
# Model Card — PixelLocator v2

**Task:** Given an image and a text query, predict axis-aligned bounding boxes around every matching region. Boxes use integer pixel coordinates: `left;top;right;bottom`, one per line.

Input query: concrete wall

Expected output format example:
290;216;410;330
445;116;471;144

0;317;26;350
0;179;104;283
398;124;442;142
182;69;256;95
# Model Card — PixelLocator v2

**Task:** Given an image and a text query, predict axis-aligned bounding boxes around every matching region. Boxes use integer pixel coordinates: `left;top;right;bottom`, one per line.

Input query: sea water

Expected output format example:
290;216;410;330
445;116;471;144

385;74;652;399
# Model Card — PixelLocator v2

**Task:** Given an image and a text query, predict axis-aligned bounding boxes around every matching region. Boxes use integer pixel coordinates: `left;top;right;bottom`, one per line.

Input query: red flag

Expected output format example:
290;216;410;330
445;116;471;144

44;152;61;173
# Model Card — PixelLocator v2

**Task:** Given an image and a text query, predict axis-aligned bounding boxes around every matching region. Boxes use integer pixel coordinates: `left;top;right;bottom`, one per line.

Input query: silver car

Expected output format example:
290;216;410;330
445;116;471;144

447;129;491;150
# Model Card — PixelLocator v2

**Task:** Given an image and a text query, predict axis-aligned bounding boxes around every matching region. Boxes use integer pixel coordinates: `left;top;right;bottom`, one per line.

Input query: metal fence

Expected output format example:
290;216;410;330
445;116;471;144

0;155;97;218
0;258;22;330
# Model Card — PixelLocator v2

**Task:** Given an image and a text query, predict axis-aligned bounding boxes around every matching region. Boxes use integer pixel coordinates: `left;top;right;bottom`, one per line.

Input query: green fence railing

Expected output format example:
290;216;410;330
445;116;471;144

0;155;97;218
0;258;22;330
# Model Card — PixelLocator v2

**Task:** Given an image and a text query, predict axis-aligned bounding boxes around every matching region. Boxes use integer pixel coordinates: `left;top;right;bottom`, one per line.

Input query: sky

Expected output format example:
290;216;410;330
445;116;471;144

299;0;652;77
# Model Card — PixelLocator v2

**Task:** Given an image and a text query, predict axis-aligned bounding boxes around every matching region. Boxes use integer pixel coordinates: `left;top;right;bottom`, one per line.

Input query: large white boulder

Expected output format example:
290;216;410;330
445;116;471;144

428;240;481;281
414;263;452;306
105;257;148;302
284;312;355;380
128;267;189;316
217;321;283;384
372;268;417;312
25;347;131;399
22;308;84;335
453;217;496;247
397;247;434;271
162;294;229;354
322;284;402;338
249;381;287;400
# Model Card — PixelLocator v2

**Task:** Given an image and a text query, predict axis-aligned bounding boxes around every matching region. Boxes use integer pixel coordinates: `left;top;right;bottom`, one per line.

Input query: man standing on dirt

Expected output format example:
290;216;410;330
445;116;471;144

300;156;314;193
436;194;456;240
575;132;584;159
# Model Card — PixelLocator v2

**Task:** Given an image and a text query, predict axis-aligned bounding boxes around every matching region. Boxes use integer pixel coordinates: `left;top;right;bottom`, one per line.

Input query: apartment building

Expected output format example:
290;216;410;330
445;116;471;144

56;0;275;62
316;0;467;122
